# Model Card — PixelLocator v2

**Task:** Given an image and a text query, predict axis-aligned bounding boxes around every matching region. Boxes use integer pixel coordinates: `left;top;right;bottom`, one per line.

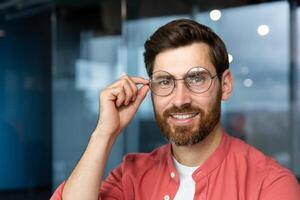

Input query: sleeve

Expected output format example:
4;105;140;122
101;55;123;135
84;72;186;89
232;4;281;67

50;181;66;200
99;165;125;199
100;157;134;199
260;169;300;200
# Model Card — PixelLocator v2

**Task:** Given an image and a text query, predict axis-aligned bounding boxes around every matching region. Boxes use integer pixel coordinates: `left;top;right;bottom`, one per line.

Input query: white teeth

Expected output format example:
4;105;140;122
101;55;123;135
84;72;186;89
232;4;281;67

172;113;196;119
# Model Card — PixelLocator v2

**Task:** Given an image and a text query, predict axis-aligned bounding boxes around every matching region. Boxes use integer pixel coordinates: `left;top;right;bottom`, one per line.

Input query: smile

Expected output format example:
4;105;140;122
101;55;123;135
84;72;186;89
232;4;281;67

171;113;198;120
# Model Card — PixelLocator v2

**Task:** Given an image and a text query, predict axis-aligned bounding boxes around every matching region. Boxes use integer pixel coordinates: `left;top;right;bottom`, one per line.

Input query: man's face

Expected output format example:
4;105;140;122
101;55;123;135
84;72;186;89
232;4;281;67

151;42;223;146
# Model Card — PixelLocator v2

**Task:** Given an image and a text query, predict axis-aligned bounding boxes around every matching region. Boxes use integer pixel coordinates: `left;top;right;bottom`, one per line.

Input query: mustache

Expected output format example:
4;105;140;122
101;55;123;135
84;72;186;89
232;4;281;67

163;104;203;117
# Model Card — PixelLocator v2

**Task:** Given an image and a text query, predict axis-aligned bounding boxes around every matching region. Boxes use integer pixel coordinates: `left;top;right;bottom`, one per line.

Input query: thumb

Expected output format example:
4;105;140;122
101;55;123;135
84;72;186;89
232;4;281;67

132;84;150;108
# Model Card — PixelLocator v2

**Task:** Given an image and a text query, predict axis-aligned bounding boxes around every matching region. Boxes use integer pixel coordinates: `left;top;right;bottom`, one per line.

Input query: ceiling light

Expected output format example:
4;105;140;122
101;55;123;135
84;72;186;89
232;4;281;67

209;10;222;21
243;78;253;87
228;53;233;63
257;25;270;36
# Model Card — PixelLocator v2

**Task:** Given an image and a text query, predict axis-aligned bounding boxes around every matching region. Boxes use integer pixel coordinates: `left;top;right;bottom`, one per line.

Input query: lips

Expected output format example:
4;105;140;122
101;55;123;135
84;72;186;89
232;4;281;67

162;105;202;126
170;113;198;120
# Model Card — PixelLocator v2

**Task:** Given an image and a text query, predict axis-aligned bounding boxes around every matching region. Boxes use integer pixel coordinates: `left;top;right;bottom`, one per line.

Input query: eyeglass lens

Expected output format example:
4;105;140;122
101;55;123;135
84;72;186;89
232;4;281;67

150;67;214;96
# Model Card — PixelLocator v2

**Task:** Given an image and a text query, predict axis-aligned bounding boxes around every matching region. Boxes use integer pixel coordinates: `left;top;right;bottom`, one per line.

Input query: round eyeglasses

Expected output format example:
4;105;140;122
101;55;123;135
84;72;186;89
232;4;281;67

149;67;218;97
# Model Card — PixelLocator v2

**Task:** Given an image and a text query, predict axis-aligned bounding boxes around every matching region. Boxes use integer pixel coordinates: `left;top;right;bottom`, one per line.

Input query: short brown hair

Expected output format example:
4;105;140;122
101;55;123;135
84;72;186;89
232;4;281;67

143;19;229;77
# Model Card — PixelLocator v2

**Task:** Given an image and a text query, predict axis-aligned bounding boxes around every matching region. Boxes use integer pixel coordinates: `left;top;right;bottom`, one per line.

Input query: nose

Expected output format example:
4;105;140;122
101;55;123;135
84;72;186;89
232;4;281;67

171;80;192;108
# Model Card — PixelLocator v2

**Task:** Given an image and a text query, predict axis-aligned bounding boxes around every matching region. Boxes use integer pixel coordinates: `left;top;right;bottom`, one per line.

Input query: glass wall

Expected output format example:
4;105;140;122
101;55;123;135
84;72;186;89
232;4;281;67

0;12;52;191
51;3;124;187
197;2;291;166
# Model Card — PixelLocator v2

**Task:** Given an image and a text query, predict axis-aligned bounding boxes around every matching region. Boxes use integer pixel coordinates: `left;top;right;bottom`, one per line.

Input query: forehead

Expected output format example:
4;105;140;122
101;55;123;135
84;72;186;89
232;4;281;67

153;42;215;76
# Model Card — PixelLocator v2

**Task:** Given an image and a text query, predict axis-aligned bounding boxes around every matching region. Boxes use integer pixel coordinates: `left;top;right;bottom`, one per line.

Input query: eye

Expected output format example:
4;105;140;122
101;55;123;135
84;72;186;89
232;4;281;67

158;78;172;88
187;74;207;85
151;75;173;88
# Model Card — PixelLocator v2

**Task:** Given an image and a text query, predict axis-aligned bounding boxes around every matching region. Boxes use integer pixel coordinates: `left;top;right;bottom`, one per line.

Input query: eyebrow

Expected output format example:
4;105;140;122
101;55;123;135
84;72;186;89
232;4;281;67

152;67;212;79
186;71;207;76
152;74;173;79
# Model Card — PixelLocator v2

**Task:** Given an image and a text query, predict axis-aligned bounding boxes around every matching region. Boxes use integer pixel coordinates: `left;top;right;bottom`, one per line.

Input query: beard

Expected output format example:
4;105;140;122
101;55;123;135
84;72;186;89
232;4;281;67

153;89;222;146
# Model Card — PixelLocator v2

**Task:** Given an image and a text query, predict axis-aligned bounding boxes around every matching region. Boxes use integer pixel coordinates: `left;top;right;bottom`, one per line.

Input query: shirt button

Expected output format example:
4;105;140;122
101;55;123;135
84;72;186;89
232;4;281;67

170;172;175;178
164;195;170;200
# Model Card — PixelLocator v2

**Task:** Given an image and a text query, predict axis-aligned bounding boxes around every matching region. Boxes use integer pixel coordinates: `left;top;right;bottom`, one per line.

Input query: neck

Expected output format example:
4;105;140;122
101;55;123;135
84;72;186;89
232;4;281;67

171;123;223;167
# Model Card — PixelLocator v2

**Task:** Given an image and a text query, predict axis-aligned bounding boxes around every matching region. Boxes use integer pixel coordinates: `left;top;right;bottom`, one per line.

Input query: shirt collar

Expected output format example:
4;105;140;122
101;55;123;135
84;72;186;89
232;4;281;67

164;130;231;182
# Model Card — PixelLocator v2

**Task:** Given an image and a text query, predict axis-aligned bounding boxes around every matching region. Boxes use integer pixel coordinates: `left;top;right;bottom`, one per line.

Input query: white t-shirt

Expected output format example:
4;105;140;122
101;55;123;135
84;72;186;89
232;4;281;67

173;157;199;200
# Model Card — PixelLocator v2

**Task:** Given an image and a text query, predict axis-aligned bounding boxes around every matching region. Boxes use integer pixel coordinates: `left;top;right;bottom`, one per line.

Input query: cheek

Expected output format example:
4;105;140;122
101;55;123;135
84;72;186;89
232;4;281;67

193;98;210;112
197;83;222;109
152;96;171;114
192;93;219;113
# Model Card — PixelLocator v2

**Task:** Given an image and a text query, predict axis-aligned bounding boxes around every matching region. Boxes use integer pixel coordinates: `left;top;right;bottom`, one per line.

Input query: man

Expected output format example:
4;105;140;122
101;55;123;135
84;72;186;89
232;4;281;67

51;19;300;200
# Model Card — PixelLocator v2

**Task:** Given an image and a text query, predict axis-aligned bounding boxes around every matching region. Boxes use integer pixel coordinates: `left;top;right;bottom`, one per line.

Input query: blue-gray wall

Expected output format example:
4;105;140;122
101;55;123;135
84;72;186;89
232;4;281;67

0;12;52;189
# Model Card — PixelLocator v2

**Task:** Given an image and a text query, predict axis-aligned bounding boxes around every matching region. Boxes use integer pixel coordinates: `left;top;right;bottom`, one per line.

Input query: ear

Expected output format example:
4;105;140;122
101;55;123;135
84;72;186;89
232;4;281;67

221;69;233;101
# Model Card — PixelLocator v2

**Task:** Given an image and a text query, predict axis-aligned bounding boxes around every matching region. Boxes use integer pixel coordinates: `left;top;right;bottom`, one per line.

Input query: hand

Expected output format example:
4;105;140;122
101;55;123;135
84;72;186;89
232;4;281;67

95;74;149;138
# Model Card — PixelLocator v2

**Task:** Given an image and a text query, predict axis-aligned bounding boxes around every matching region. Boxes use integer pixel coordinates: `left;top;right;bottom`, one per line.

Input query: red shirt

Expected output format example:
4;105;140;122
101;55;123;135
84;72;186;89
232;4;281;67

51;132;300;200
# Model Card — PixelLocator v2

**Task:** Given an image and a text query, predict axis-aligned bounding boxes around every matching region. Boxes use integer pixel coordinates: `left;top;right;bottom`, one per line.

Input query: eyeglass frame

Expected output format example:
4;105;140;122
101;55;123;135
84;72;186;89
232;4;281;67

149;66;220;97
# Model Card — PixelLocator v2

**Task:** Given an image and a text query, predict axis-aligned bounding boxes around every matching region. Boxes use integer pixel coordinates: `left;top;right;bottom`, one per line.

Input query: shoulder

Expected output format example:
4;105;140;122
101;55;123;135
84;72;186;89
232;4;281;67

121;144;170;170
229;136;273;164
228;135;299;194
229;136;289;172
104;144;170;185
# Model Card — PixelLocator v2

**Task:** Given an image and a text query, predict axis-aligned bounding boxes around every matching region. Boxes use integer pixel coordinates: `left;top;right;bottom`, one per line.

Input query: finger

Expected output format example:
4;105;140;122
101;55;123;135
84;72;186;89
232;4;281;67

112;87;126;107
118;75;136;104
128;76;149;102
125;77;138;102
130;76;149;85
119;75;140;102
107;76;148;104
132;84;150;108
108;76;147;89
122;80;134;105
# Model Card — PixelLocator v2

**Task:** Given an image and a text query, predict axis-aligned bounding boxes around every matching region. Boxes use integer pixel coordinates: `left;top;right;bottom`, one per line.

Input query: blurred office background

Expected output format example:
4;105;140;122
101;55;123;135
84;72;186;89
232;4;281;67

0;0;300;199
